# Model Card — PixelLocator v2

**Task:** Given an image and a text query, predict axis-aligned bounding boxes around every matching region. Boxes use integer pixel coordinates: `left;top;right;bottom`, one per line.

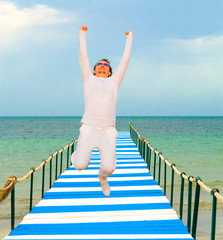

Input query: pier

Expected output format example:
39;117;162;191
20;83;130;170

3;130;193;240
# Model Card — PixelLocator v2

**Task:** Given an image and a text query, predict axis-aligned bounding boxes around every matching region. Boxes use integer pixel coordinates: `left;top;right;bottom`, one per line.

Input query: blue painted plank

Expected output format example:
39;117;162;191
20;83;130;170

30;203;172;214
91;156;143;159
67;166;148;170
51;180;157;188
6;239;193;240
43;190;164;199
58;173;152;178
87;161;146;165
10;220;190;235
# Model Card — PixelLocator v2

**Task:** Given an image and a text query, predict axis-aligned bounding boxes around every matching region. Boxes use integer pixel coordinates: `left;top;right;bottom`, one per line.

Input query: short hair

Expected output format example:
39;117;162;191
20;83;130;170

93;58;113;76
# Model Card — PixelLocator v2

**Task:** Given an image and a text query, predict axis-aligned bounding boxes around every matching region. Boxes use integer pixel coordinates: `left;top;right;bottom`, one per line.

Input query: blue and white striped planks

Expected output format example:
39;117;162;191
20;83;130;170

4;131;193;240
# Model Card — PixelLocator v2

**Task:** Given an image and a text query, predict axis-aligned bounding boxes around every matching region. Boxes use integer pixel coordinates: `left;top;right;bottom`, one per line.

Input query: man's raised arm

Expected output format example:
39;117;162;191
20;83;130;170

79;25;92;83
113;31;133;88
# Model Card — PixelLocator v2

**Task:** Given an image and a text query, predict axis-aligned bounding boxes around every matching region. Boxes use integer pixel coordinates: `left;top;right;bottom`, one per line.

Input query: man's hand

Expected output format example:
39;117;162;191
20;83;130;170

80;25;88;32
125;31;133;36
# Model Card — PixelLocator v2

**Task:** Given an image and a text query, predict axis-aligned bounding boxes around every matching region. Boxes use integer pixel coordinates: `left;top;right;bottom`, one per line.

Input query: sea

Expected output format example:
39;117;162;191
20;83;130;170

0;116;223;239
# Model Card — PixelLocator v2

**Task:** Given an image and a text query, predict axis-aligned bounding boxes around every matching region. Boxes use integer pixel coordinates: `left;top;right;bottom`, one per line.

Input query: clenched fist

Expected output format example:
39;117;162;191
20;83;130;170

125;31;133;36
80;25;88;32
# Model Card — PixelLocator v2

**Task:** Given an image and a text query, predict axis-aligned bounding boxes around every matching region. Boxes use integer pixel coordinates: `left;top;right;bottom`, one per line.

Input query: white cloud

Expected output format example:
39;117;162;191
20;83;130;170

122;34;223;106
0;1;73;46
162;35;223;91
0;1;70;28
166;35;223;56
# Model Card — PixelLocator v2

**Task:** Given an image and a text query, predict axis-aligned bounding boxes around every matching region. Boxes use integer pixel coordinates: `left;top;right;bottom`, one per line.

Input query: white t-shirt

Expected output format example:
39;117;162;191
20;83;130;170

79;30;133;127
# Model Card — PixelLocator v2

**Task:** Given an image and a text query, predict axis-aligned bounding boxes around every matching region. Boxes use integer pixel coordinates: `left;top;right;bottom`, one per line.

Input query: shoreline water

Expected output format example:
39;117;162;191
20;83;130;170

0;116;222;239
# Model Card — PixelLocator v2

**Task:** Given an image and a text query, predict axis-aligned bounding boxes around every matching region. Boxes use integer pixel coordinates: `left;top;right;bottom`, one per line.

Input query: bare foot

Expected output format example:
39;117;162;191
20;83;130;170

99;175;110;196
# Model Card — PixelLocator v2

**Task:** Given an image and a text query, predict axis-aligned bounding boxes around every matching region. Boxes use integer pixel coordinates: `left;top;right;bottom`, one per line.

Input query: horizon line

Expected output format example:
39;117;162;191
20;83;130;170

0;115;223;118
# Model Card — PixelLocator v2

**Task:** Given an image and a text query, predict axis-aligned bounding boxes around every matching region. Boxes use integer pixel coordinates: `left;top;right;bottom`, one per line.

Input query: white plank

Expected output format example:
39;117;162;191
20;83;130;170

116;144;136;146
56;176;153;183
4;234;193;239
91;152;140;155
22;210;179;223
69;163;147;168
92;148;138;151
37;196;169;207
48;185;161;192
61;169;149;175
89;159;144;163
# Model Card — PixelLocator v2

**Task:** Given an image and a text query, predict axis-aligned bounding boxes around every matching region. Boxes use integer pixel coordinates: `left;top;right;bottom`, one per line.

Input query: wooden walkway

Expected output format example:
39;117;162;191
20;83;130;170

4;131;193;240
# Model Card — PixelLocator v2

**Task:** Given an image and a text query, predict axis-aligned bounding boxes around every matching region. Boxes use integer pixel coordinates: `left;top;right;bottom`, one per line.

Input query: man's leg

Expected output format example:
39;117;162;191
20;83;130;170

71;124;94;170
98;127;118;196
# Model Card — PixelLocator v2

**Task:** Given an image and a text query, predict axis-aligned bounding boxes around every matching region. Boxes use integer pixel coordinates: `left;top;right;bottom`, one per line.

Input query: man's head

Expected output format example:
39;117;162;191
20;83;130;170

93;59;112;78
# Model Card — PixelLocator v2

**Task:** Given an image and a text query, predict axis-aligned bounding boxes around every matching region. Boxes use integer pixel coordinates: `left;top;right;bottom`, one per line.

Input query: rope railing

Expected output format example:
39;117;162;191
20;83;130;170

0;139;77;230
129;123;222;240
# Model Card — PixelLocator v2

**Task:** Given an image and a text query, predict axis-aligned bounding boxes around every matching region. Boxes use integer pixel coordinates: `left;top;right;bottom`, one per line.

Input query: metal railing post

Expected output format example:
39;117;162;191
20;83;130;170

187;176;193;232
211;189;219;240
149;148;152;170
142;141;145;159
49;156;52;188
60;151;63;174
41;161;46;198
144;142;147;162
145;143;148;164
134;131;137;143
67;146;70;168
158;154;162;185
191;177;201;239
71;142;74;154
179;172;186;220
29;168;35;211
139;139;142;156
170;164;175;207
71;144;74;159
153;150;157;180
55;153;58;180
164;160;167;195
148;148;152;171
11;187;15;230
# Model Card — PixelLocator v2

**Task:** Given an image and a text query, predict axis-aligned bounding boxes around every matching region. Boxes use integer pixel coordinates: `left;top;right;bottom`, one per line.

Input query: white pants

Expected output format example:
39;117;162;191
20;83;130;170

71;124;118;177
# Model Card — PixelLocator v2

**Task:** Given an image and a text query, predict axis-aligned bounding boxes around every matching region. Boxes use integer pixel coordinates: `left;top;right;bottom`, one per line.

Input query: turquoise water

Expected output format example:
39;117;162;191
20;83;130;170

0;116;222;190
0;116;223;239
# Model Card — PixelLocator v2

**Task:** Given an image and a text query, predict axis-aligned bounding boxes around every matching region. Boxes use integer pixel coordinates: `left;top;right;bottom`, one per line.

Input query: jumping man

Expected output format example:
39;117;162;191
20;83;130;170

71;25;133;196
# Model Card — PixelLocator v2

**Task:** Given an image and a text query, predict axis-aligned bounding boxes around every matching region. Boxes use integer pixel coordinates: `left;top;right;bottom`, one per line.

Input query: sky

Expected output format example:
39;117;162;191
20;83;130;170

0;0;222;116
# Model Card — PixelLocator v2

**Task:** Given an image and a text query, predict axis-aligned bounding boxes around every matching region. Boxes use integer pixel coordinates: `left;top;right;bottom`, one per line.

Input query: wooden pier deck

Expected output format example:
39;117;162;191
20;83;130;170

4;131;193;240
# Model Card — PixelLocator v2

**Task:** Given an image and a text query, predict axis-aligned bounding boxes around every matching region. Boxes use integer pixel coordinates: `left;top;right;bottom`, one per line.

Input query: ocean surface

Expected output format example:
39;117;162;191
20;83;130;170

0;116;223;239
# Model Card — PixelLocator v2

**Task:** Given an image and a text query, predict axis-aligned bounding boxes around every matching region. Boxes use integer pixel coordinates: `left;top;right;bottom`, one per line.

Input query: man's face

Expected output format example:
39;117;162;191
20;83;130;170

93;60;111;78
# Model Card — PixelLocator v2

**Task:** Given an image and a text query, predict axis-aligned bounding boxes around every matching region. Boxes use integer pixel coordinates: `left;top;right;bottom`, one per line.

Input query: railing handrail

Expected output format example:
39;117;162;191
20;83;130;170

0;140;77;202
129;122;222;240
0;138;78;231
129;123;223;202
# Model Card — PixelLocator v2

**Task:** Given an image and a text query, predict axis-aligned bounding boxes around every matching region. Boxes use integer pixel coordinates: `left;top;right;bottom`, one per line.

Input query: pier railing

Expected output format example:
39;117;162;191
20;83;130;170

129;123;223;240
0;140;77;230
